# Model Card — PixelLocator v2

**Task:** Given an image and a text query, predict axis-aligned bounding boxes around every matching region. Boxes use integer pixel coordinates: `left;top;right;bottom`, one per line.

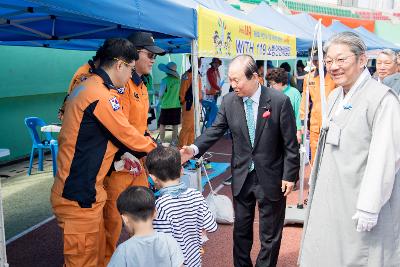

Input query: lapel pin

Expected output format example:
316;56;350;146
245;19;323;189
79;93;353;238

262;105;271;119
343;104;352;110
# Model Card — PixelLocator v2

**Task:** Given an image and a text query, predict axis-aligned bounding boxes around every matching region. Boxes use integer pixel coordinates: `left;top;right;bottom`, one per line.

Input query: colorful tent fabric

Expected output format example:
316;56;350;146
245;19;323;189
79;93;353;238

310;13;375;32
329;21;382;50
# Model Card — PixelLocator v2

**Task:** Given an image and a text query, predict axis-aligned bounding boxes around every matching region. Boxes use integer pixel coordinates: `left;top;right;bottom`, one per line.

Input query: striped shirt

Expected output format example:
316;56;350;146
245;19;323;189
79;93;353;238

153;188;217;267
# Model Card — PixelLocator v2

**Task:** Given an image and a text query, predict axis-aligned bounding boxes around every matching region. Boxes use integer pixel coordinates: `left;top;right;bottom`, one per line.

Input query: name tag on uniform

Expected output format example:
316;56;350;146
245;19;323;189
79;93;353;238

326;121;341;146
109;96;120;111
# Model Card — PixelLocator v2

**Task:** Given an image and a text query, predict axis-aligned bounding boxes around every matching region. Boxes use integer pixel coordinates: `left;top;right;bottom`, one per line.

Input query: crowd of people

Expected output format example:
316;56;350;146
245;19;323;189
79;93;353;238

53;29;400;267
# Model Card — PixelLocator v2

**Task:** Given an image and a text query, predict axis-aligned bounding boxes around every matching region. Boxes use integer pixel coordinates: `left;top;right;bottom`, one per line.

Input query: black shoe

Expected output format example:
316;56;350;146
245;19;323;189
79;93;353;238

223;176;232;186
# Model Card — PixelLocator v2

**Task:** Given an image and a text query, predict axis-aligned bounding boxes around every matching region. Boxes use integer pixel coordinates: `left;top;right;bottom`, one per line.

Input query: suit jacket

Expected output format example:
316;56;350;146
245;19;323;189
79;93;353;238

383;73;400;96
195;85;300;200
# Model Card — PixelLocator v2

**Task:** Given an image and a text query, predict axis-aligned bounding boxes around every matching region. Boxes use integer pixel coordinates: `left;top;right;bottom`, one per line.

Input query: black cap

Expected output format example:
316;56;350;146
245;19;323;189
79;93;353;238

127;32;166;55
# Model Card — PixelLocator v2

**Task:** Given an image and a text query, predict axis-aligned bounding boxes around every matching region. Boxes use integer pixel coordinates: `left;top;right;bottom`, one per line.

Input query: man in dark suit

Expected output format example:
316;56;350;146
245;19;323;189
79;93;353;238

180;55;300;267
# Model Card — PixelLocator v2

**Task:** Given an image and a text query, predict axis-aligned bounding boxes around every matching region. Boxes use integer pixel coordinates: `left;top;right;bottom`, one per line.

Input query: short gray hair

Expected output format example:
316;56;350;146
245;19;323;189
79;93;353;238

323;31;366;57
377;49;397;62
230;54;258;80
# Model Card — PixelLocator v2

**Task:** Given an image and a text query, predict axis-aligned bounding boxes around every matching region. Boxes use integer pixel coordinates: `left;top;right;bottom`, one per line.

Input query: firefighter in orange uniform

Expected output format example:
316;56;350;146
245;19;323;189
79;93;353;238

68;61;94;94
51;38;157;267
103;32;166;264
300;52;336;164
178;56;202;147
58;46;105;121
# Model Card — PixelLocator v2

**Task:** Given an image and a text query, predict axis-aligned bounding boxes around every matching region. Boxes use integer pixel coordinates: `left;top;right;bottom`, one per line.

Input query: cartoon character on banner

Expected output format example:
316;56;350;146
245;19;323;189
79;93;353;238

224;32;232;56
213;30;223;54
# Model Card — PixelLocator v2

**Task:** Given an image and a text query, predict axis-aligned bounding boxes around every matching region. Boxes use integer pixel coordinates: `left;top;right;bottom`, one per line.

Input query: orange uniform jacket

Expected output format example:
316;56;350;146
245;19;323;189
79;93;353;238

180;70;202;108
68;61;96;94
124;72;149;133
300;71;336;133
178;70;202;147
52;69;156;208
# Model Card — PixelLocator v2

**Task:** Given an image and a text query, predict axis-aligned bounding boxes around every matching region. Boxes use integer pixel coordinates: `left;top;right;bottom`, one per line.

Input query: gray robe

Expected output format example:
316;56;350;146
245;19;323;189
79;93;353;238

383;73;400;96
299;73;400;267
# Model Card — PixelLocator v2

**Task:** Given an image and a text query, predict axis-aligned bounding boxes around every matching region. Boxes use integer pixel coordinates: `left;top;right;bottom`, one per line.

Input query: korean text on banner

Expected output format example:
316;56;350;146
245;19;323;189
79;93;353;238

198;6;296;60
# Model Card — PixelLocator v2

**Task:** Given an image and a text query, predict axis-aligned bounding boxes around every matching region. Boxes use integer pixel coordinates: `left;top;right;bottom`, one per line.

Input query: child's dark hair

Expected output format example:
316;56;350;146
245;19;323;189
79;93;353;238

145;146;181;181
117;186;155;221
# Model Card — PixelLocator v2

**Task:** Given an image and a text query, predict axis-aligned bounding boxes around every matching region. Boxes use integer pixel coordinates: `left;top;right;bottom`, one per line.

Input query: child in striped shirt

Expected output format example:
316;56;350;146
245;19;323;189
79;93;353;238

108;186;184;267
146;146;217;267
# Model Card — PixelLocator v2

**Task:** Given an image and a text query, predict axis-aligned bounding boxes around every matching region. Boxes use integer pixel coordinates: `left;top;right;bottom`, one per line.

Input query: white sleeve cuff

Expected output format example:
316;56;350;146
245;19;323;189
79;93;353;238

189;144;199;156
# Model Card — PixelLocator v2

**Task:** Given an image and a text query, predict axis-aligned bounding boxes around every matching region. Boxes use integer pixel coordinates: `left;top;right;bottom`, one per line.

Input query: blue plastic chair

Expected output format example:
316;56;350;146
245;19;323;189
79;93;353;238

24;117;58;177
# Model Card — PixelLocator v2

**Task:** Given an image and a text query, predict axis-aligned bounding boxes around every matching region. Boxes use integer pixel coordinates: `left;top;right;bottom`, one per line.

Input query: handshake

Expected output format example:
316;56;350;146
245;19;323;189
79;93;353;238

180;146;196;164
114;152;142;176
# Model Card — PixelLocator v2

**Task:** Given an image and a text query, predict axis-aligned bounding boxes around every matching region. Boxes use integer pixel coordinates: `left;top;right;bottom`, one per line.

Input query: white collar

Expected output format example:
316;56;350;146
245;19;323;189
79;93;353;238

342;68;370;98
243;84;261;104
334;68;371;116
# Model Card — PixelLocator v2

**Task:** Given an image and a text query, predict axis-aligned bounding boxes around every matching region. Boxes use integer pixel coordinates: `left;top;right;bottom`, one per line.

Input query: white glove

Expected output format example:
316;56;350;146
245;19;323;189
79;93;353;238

114;152;142;176
351;210;378;232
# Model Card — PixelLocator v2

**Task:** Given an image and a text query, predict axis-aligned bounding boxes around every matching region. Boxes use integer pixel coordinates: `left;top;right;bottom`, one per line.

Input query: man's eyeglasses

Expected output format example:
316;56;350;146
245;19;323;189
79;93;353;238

138;49;157;60
114;57;135;71
324;54;356;68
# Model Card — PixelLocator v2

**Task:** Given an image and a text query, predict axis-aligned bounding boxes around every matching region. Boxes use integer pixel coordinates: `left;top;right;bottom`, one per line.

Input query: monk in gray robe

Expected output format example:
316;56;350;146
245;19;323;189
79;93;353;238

299;32;400;267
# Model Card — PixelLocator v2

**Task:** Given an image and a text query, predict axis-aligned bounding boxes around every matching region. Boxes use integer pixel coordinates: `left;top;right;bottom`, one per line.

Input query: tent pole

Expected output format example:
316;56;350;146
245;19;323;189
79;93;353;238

285;20;321;226
317;20;327;129
191;39;202;192
0;151;9;267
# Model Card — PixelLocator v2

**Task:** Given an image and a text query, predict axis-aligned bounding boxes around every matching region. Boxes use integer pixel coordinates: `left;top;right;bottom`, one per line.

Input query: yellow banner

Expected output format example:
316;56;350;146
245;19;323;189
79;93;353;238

198;6;296;60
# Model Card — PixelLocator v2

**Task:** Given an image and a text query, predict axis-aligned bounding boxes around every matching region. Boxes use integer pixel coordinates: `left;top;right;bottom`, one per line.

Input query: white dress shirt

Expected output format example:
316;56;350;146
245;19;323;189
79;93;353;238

190;84;262;156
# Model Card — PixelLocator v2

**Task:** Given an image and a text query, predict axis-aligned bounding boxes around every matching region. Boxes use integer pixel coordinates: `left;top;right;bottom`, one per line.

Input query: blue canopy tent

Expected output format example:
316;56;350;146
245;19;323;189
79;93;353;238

0;0;197;51
1;38;195;53
329;21;388;50
247;3;313;52
286;13;336;42
354;26;399;51
195;0;249;20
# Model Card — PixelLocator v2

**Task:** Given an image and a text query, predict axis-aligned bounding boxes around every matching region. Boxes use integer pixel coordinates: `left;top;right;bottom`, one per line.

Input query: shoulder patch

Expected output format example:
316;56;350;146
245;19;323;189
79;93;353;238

182;73;189;80
109;96;120;111
116;87;125;94
70;84;86;98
